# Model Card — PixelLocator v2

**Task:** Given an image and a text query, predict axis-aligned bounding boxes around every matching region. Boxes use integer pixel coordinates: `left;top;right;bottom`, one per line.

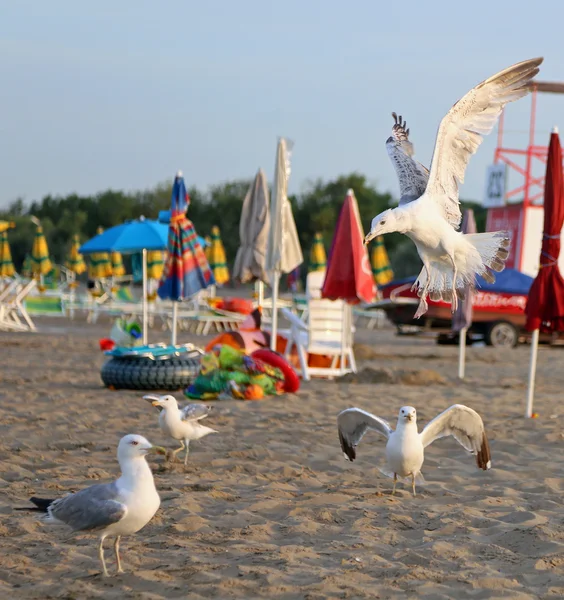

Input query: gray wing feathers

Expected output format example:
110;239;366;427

181;403;211;421
386;113;429;205
48;482;127;531
426;57;542;228
420;404;492;470
337;408;394;462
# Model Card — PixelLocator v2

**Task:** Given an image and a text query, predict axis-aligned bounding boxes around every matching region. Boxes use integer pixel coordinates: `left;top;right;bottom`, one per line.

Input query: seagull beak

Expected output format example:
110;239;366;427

364;231;377;245
146;445;167;456
151;400;163;408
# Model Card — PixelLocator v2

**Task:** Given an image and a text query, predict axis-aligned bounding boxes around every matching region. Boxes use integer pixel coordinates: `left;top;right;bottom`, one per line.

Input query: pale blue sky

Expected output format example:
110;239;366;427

0;0;562;208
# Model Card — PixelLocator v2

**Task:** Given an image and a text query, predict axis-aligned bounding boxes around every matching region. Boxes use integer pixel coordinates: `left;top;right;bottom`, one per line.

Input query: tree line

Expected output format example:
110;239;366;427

0;173;486;280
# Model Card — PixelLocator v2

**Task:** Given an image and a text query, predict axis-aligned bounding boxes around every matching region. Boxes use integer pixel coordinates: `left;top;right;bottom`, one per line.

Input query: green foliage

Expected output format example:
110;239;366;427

0;174;481;279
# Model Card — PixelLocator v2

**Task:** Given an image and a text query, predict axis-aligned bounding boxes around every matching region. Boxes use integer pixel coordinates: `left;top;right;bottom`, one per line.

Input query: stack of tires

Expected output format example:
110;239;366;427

101;351;202;391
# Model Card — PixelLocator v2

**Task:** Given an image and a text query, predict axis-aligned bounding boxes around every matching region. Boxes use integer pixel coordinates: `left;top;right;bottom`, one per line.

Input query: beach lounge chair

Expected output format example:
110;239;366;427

0;278;37;331
281;297;356;380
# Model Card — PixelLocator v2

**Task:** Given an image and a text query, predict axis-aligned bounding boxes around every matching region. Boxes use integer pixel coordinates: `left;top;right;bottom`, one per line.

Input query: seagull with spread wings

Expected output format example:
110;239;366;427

337;405;491;496
367;57;543;318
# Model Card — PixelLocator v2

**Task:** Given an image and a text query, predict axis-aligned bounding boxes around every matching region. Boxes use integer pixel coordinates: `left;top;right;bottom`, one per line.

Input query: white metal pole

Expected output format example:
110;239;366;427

525;328;540;418
270;273;279;350
142;248;148;345
258;280;264;307
458;327;467;379
172;302;178;346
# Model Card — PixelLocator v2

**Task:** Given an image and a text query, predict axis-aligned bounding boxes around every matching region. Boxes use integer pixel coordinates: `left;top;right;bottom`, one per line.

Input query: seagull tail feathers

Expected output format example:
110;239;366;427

466;230;511;285
14;497;56;512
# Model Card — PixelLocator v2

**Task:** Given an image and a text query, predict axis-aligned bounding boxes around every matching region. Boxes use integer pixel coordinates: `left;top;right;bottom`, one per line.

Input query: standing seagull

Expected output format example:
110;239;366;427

366;57;543;318
144;394;217;465
18;434;165;576
337;404;491;496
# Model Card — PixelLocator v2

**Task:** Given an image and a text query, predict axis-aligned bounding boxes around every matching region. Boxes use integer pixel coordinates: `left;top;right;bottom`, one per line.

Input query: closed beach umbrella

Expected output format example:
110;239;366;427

158;172;215;344
65;234;87;275
209;225;230;285
371;236;394;286
265;139;303;348
31;222;53;277
0;220;15;233
309;232;327;273
111;251;126;277
88;227;113;279
525;127;564;417
452;210;477;380
204;236;212;264
233;168;271;284
0;229;15;277
147;251;164;280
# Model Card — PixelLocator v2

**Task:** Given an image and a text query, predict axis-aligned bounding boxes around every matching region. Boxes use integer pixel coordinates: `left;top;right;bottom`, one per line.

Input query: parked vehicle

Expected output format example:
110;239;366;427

374;269;533;348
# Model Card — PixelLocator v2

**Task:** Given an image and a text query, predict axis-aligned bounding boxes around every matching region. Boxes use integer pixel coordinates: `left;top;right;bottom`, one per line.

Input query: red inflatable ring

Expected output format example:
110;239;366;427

251;348;300;393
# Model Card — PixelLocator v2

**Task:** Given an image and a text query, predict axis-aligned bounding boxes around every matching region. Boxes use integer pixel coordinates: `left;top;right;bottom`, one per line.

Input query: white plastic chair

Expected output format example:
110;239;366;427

281;297;356;380
0;278;37;331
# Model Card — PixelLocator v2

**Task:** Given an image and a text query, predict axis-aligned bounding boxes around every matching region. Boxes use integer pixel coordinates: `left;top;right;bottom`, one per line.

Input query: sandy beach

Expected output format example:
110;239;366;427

1;318;564;599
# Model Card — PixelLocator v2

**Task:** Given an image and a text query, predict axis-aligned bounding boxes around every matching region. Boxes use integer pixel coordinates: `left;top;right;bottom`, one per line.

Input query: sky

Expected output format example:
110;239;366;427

1;0;563;209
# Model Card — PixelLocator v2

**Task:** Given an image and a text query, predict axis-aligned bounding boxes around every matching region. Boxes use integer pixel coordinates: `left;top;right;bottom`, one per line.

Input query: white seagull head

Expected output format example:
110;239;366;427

143;394;178;410
365;208;408;244
117;434;165;461
397;406;417;426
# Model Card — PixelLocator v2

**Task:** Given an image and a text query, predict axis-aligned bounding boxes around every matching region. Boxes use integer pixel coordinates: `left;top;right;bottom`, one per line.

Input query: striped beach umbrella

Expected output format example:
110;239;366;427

0;220;15;233
111;251;126;277
158;171;215;344
147;250;164;280
208;225;229;285
371;235;394;286
0;230;15;277
65;234;86;275
308;232;327;272
88;226;113;279
204;235;212;264
31;224;53;276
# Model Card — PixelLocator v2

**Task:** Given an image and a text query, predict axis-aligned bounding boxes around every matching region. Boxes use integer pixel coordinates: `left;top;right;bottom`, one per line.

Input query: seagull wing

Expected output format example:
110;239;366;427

386;113;429;205
337;408;394;462
425;57;543;228
420;404;491;470
180;403;212;422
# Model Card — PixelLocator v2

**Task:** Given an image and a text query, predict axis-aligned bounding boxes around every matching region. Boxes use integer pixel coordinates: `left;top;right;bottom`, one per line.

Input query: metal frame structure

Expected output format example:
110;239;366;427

494;81;564;206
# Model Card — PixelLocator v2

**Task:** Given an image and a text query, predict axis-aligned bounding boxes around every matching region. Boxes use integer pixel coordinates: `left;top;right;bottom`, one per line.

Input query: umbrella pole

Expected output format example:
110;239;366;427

257;280;264;308
458;327;467;379
270;272;279;351
525;328;540;418
172;302;178;346
142;248;148;345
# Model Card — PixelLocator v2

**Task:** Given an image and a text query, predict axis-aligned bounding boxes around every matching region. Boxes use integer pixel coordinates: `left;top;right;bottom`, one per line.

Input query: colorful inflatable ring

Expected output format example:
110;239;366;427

251;349;300;393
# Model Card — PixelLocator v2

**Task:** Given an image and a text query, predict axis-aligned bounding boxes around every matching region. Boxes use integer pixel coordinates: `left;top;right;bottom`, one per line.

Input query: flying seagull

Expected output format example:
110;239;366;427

143;395;217;465
366;57;543;318
337;404;491;496
17;434;165;576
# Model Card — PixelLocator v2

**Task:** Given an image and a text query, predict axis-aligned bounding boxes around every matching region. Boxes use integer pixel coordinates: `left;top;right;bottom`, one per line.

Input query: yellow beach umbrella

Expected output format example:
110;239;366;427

0;220;16;233
208;225;229;285
371;236;394;286
31;224;53;276
147;251;164;280
308;232;327;272
0;230;16;277
111;252;126;277
66;234;86;275
88;226;112;279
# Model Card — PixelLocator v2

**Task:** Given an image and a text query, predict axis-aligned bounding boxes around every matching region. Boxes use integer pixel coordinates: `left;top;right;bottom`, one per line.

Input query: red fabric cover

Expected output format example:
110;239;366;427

321;190;375;304
525;132;564;332
251;349;300;393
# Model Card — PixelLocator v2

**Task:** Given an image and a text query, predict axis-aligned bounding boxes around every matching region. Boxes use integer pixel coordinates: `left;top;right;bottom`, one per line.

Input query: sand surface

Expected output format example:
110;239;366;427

1;318;564;599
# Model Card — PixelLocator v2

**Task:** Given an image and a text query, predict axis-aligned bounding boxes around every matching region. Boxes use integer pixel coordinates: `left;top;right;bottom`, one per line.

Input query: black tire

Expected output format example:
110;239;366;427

101;353;201;390
485;321;518;348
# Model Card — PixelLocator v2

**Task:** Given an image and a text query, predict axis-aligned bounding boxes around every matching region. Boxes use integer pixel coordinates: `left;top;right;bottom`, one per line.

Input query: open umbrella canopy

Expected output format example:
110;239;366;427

233;168;271;283
158;172;215;301
322;189;375;304
0;220;15;234
309;232;327;272
80;218;169;254
209;225;229;285
370;236;394;286
0;230;15;277
525;130;564;332
65;234;86;275
31;224;53;276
